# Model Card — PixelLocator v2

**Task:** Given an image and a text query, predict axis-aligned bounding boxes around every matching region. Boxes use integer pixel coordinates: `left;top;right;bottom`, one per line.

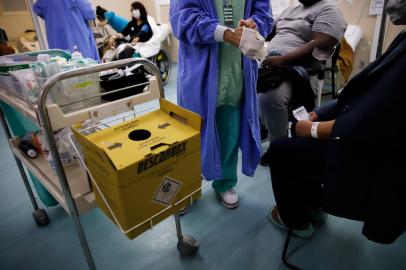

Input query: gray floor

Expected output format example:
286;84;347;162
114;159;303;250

0;65;405;270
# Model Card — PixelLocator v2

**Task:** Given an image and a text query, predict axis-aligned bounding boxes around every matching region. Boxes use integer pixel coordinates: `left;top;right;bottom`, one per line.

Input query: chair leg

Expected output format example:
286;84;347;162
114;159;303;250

331;69;337;99
316;80;324;107
282;230;302;270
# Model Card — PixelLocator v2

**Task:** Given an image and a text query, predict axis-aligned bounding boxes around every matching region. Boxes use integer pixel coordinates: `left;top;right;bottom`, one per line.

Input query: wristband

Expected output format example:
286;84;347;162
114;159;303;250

311;122;320;139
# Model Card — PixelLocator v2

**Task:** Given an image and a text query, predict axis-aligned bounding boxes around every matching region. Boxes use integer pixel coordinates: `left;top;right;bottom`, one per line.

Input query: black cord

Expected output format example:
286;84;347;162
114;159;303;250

282;230;302;270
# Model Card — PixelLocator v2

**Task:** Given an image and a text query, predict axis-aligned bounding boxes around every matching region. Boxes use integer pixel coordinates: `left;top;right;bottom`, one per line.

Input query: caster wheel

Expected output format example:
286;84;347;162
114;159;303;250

177;235;199;256
33;209;49;227
152;49;171;86
178;205;191;216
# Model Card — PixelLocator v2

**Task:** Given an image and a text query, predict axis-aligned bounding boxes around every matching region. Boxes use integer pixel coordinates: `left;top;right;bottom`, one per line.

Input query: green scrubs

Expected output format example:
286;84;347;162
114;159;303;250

212;0;245;193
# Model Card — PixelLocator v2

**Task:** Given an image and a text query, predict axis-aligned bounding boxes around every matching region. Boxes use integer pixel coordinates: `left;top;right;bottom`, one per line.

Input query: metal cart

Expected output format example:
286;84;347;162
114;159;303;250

0;58;200;270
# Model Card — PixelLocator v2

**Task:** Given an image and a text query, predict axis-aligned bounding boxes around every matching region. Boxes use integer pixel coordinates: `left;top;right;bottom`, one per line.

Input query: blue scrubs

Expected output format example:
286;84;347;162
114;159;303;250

33;0;100;61
104;11;128;33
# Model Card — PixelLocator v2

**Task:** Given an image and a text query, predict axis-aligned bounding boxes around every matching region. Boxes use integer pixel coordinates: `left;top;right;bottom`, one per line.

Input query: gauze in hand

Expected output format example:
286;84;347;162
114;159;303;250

239;27;266;60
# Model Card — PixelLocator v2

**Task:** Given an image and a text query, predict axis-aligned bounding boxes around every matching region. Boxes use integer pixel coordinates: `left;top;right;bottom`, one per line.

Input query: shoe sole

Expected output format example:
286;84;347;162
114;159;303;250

215;192;240;209
268;207;314;238
222;200;240;209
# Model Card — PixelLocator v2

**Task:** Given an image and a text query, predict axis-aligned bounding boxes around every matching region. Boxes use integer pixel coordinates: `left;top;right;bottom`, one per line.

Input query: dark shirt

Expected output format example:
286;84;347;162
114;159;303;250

321;31;406;244
121;19;153;43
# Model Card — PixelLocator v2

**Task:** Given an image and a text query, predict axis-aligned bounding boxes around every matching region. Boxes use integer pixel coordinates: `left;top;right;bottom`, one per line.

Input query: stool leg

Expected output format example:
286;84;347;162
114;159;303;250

0;108;38;210
282;230;302;270
331;69;337;99
316;80;324;107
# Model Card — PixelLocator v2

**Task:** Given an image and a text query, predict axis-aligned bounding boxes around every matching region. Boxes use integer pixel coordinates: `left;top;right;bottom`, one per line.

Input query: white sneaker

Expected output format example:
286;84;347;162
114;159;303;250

217;189;239;209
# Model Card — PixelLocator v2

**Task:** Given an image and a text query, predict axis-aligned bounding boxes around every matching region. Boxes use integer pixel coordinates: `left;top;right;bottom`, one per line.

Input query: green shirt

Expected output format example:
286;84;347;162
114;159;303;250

215;0;245;107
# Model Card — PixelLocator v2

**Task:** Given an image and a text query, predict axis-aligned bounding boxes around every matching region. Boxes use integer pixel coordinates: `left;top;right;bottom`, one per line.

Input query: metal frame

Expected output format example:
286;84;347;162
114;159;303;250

376;0;389;59
0;107;40;211
36;58;163;269
282;231;301;270
1;58;198;269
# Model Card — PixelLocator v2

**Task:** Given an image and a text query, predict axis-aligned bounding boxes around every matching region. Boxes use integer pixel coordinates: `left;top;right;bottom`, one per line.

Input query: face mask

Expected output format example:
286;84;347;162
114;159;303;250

132;9;141;19
387;0;406;25
298;0;321;7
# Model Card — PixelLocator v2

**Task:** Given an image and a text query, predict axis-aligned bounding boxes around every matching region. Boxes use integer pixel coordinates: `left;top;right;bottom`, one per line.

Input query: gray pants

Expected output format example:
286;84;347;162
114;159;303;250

258;76;318;142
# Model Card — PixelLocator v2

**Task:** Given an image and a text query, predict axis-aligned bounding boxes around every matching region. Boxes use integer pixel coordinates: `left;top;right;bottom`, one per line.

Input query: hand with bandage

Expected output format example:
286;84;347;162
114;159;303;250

239;19;257;30
224;24;266;60
239;27;266;60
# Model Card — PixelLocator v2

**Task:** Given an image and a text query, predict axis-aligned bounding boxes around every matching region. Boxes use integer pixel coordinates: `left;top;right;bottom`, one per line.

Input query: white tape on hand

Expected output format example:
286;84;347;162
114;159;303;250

239;27;265;60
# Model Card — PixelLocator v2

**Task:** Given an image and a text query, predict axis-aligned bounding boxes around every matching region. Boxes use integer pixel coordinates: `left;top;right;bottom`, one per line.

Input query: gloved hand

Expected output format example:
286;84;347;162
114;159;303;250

239;27;266;60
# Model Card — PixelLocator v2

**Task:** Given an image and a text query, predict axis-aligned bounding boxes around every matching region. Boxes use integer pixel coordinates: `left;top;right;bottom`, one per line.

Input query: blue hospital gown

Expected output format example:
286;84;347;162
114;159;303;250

33;0;100;61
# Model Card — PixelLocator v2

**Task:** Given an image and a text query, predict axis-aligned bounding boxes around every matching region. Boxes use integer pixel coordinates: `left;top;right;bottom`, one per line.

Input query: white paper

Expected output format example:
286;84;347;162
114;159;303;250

344;25;363;52
271;0;290;16
369;0;384;16
292;106;310;121
292;0;301;7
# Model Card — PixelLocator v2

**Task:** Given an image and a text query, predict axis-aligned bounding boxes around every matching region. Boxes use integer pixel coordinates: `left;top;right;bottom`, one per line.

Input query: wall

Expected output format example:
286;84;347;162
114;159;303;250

91;0;156;23
383;21;405;50
147;0;404;66
158;3;178;62
295;0;403;74
90;0;178;61
5;0;401;66
0;12;34;41
335;0;376;73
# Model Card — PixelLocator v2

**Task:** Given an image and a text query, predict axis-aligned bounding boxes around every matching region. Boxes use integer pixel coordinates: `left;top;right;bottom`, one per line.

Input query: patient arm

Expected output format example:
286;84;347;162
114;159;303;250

97;20;108;27
263;31;338;67
296;120;336;139
317;120;335;139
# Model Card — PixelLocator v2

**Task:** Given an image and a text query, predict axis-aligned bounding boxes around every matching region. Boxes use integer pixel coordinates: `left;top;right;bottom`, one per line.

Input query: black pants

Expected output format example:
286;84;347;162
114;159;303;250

118;46;135;60
269;137;328;229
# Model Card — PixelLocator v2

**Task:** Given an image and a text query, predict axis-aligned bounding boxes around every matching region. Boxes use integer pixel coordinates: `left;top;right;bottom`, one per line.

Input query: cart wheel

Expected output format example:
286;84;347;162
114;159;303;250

33;209;49;227
177;235;199;256
178;205;191;216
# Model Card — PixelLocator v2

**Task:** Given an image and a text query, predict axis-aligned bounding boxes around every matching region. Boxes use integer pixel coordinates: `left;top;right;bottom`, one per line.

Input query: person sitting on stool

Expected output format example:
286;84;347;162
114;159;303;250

267;0;406;243
258;0;346;166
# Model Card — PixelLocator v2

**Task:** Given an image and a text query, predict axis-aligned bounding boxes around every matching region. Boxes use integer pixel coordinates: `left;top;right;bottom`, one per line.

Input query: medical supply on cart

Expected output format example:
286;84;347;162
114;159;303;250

0;50;70;99
18;131;42;159
33;53;101;112
72;99;202;239
71;45;83;60
1;58;200;266
100;67;148;101
0;49;101;111
31;131;42;152
9;68;40;103
18;139;37;159
0;60;32;95
41;128;75;174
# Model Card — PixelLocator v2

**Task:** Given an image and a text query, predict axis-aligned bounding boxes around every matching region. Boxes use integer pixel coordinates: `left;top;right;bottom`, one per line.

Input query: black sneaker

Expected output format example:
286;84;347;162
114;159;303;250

260;147;271;166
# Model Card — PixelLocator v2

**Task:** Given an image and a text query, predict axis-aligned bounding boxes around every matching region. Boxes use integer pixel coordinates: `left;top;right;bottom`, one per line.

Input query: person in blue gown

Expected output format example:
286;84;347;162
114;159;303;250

33;0;100;61
170;0;272;208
